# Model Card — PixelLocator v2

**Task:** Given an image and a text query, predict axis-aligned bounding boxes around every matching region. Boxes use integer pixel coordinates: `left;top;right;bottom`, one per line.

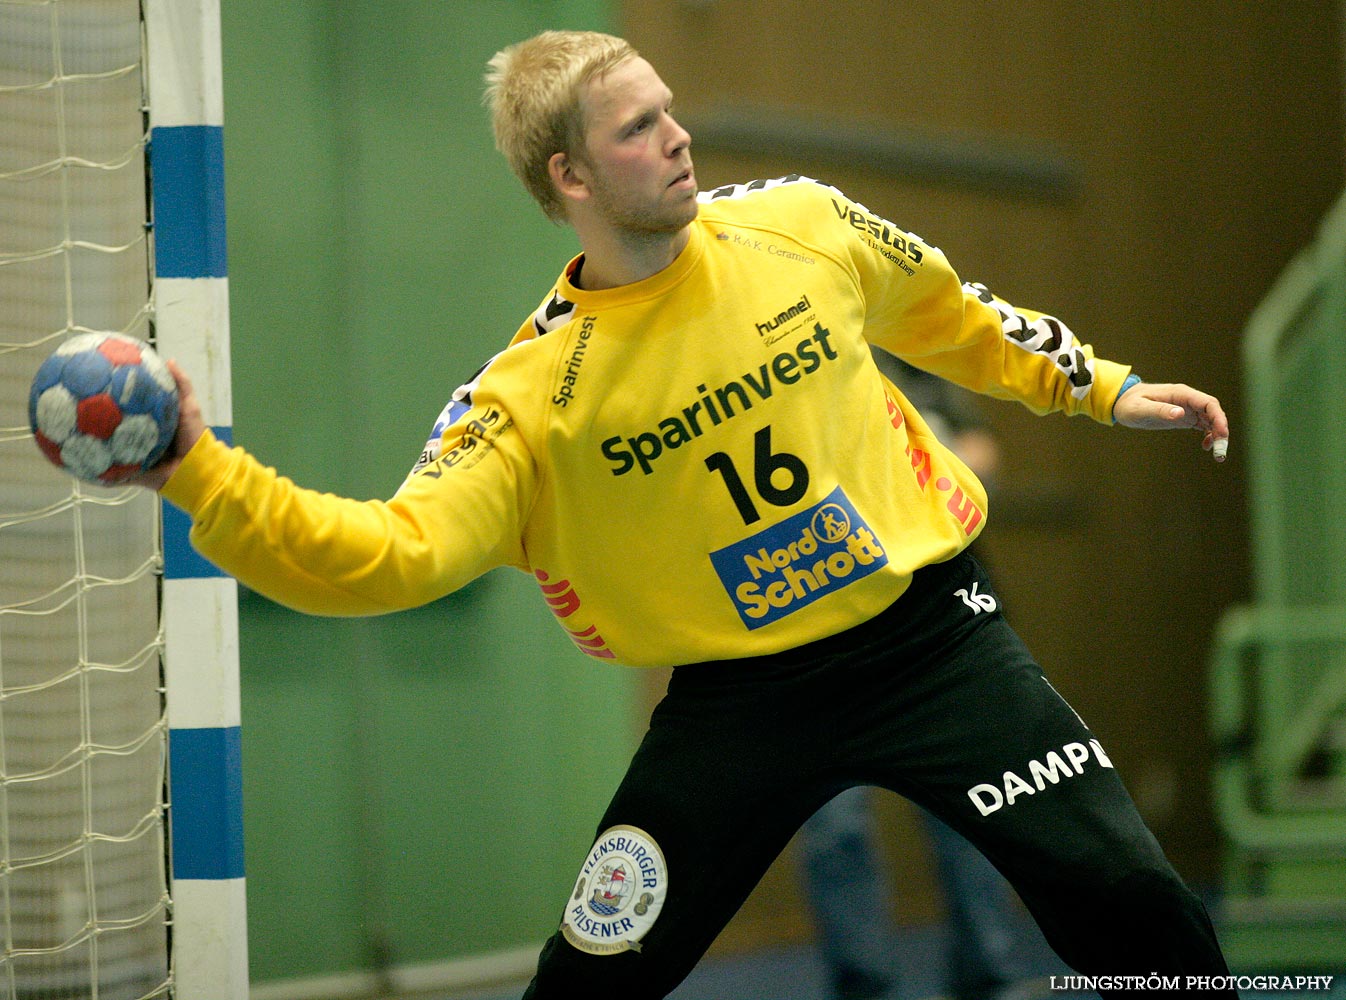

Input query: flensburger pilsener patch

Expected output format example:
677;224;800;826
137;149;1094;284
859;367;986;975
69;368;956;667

562;825;668;956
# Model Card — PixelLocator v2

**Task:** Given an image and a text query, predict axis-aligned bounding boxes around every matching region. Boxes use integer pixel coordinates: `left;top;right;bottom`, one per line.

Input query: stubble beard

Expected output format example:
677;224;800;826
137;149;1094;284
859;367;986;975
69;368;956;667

592;174;700;241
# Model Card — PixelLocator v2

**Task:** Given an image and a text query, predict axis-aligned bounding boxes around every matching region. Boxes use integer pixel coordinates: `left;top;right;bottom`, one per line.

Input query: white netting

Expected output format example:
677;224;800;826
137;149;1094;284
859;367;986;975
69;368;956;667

0;0;170;997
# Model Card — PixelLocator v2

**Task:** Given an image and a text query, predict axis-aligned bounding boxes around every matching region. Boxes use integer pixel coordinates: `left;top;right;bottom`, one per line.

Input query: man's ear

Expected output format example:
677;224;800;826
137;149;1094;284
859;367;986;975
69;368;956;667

549;151;589;205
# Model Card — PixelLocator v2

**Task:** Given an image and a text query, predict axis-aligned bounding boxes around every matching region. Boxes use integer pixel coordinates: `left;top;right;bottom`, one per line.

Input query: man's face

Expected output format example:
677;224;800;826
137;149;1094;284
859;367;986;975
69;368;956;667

572;57;698;236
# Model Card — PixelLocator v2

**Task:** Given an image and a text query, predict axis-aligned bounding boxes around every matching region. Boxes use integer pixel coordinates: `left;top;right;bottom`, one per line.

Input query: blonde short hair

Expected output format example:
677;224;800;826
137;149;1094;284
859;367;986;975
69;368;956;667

484;30;638;222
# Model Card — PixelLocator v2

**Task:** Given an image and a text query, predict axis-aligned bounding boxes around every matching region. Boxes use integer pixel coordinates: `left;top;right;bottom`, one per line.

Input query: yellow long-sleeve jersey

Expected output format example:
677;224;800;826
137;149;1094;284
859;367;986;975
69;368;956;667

162;175;1129;667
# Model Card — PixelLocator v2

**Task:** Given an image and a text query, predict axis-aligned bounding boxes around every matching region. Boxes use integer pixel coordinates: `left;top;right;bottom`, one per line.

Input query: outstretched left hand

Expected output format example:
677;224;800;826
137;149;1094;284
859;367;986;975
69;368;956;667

1113;381;1230;462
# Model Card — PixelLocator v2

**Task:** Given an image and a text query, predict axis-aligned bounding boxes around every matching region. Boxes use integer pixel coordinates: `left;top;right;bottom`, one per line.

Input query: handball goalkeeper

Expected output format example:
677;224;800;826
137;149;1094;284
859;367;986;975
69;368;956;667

136;29;1233;999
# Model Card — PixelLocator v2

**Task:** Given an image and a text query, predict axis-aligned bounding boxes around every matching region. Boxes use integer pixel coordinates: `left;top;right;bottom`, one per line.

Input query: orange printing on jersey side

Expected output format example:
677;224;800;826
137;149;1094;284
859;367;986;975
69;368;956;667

887;388;983;537
535;569;616;659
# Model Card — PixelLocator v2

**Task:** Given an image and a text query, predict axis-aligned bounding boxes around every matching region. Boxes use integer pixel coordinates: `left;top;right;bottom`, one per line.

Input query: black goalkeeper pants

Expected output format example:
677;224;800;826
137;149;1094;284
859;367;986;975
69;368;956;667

524;551;1232;998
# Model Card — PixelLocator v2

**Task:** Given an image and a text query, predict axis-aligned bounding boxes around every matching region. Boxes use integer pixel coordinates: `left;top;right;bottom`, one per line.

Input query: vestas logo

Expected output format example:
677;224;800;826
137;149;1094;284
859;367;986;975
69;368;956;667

710;486;886;629
831;198;924;273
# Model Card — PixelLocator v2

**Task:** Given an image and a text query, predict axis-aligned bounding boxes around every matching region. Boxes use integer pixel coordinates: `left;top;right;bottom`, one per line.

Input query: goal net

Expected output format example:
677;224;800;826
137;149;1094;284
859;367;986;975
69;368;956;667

0;0;171;996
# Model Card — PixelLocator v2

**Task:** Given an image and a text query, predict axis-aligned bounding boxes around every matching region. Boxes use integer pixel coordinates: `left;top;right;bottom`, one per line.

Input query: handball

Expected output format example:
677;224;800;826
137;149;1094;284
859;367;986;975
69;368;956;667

28;333;180;484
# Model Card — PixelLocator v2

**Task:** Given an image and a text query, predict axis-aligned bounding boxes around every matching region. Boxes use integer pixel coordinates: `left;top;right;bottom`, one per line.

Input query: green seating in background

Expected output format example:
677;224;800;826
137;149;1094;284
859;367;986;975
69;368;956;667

1210;191;1346;968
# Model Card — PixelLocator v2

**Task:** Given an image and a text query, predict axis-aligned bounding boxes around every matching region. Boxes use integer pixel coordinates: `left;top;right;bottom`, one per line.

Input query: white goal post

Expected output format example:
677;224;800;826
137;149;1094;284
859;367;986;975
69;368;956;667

142;0;247;997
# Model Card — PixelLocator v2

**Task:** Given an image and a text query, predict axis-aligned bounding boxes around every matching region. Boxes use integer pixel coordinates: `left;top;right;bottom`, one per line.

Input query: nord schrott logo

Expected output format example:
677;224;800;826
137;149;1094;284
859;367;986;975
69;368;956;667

709;486;887;629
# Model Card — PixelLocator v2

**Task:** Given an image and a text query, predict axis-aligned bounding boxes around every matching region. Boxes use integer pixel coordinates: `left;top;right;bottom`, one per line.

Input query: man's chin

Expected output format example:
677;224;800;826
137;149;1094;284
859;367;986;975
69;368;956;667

668;196;700;229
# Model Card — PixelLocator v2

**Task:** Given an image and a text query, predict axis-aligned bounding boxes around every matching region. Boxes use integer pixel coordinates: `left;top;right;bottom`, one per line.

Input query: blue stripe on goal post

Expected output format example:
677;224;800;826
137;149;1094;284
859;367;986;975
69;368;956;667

169;726;246;880
150;125;227;278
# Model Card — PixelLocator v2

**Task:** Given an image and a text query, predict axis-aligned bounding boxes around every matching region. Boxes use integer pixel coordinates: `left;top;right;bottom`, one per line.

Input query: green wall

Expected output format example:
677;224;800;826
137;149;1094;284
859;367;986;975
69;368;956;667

217;1;638;984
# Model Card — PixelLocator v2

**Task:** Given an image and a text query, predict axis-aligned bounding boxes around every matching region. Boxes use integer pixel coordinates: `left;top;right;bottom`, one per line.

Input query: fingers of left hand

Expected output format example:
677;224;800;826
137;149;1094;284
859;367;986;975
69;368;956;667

1172;388;1225;433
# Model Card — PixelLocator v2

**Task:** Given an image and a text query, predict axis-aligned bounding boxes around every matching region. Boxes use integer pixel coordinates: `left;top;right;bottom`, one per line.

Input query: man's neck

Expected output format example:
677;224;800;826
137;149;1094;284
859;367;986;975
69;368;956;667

571;226;691;291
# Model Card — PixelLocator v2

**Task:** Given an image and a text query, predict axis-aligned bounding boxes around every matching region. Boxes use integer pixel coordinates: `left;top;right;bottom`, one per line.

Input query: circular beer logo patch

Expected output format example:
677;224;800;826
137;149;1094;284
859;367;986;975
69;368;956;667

561;825;668;956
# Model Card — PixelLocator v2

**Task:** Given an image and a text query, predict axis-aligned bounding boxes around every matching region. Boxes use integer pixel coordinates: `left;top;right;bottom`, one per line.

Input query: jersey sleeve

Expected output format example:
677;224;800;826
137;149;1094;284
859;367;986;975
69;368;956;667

160;401;535;616
821;185;1129;424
